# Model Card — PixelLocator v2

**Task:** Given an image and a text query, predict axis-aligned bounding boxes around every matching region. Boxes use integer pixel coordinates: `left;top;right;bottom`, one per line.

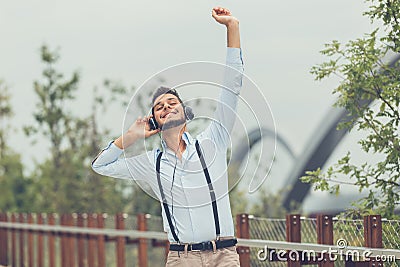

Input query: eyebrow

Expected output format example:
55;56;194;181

153;97;179;108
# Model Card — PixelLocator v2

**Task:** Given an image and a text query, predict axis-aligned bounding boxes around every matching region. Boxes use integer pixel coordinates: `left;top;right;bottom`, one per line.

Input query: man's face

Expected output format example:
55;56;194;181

152;93;186;130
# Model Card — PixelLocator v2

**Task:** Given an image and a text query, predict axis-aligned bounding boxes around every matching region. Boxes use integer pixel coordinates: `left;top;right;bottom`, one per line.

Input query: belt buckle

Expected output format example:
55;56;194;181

190;241;209;252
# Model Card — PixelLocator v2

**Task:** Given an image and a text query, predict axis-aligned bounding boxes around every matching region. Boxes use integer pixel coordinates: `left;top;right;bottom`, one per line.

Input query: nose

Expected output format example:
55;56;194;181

163;103;172;110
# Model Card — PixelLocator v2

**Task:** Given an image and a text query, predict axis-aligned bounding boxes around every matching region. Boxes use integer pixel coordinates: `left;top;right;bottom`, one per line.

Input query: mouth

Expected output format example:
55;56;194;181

161;110;178;119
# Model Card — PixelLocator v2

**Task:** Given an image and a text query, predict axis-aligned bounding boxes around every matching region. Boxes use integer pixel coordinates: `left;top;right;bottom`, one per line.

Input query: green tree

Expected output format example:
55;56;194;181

301;0;400;219
25;45;128;213
82;80;138;214
250;188;290;219
0;81;32;211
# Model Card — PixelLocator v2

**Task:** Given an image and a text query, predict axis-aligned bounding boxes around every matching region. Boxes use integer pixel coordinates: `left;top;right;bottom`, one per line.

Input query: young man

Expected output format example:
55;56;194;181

92;7;243;267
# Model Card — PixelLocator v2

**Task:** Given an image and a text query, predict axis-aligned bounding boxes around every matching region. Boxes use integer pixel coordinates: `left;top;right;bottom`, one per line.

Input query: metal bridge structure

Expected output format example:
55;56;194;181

230;53;400;211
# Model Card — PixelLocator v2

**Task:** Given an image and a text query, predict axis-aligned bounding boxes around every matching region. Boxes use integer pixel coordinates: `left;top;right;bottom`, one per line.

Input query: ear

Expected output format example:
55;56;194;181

184;106;194;120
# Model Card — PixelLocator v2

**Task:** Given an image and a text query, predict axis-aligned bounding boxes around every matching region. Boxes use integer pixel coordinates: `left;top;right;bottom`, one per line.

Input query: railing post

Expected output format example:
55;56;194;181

37;213;44;267
88;213;97;267
316;214;334;267
48;213;56;267
77;213;86;267
286;214;301;267
97;213;106;267
60;214;67;267
364;215;383;267
116;213;126;267
236;213;250;267
19;213;25;267
68;214;76;267
0;213;8;266
27;213;34;267
11;214;16;267
137;213;148;267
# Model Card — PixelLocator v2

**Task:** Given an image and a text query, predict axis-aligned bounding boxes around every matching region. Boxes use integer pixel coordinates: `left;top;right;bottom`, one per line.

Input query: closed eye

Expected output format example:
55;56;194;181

153;98;180;111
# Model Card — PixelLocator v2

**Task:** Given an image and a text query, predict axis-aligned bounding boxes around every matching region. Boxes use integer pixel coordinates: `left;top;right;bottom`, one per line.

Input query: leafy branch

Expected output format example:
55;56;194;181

302;0;400;218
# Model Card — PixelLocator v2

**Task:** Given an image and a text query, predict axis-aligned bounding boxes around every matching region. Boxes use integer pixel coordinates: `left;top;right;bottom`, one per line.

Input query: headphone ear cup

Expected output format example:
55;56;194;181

184;106;194;121
150;108;159;130
149;117;158;130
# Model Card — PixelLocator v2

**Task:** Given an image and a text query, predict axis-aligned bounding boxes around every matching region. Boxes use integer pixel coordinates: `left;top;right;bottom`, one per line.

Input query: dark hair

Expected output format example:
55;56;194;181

152;86;183;106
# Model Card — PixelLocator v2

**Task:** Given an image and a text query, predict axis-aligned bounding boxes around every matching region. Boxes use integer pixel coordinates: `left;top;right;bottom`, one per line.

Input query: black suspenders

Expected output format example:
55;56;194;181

195;141;221;239
156;152;180;242
155;140;220;243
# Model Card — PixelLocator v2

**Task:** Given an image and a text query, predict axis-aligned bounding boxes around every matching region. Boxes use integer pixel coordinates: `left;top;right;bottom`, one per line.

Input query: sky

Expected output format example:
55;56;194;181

0;0;378;213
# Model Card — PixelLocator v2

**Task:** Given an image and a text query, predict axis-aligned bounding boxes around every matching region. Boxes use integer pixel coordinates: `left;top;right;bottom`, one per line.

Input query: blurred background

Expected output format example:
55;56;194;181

0;0;379;215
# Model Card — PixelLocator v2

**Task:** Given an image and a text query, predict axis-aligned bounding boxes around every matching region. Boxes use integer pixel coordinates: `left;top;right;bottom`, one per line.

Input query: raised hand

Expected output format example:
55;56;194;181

212;6;240;48
114;115;160;149
212;7;239;27
127;115;160;140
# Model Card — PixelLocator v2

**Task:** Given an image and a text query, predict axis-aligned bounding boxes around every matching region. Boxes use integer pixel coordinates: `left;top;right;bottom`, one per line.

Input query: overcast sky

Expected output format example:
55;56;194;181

0;0;377;213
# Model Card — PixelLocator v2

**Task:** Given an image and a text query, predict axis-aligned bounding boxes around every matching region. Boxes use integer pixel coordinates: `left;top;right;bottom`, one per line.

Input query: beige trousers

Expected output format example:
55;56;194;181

165;245;240;267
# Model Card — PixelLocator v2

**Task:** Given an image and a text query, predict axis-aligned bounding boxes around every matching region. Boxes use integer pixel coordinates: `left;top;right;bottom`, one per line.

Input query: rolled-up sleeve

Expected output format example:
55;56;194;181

201;47;244;150
91;141;152;180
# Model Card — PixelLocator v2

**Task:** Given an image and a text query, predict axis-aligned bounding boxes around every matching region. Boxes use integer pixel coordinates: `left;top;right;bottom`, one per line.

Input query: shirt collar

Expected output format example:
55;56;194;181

161;131;194;151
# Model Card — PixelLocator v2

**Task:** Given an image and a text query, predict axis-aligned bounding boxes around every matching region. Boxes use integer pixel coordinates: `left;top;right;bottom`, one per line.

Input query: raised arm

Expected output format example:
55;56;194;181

91;116;159;179
114;116;160;149
201;7;244;150
212;7;240;48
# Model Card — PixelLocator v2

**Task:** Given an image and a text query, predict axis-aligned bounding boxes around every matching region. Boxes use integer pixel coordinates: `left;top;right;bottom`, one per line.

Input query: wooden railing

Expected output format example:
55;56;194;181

0;213;399;267
0;213;168;267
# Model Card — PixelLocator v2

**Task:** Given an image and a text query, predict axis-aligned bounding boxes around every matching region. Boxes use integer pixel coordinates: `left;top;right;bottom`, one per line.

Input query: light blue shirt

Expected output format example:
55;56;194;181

92;47;244;243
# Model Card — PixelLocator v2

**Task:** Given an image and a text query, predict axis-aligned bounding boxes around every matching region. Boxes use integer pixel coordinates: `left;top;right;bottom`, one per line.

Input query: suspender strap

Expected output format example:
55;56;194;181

156;140;221;242
195;140;221;238
156;152;180;243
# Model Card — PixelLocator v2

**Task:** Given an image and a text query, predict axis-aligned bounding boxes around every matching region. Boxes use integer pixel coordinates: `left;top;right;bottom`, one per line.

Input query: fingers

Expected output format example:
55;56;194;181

136;116;152;123
212;9;218;19
149;129;160;135
212;6;231;16
134;115;160;136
